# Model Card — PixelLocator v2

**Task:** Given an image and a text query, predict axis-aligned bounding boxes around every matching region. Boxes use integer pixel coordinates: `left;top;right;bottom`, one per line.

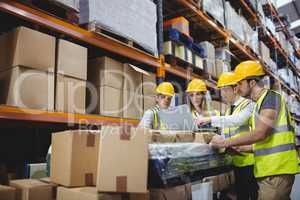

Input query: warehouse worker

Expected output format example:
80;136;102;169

210;61;299;200
186;79;219;120
199;72;258;200
139;82;175;129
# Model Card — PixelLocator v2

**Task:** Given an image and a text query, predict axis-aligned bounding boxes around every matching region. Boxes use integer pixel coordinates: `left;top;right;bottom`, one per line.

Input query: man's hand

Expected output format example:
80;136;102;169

209;135;227;148
195;117;211;126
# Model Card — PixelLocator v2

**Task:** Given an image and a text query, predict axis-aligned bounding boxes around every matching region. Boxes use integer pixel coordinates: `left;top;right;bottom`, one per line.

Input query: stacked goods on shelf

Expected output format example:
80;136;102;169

259;41;271;66
225;2;244;42
164;17;190;37
88;56;155;119
88;57;124;118
277;31;289;53
265;17;276;35
215;48;231;78
163;19;204;70
0;26;55;110
56;39;87;114
277;68;289;83
79;0;158;55
200;0;225;27
199;41;216;77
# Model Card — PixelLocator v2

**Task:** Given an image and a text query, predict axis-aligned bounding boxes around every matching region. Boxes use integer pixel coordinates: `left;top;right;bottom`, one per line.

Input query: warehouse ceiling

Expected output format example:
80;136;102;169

278;0;300;37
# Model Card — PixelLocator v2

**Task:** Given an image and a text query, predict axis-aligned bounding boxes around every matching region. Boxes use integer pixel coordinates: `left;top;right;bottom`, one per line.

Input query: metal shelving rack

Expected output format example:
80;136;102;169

0;0;300;126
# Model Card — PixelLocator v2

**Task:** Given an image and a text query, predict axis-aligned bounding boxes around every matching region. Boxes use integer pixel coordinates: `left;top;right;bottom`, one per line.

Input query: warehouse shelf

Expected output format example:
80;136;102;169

0;105;139;126
228;0;258;27
172;0;300;100
0;1;161;68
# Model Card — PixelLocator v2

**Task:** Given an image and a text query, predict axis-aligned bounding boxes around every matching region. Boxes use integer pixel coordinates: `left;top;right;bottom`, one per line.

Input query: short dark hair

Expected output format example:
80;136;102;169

245;76;265;87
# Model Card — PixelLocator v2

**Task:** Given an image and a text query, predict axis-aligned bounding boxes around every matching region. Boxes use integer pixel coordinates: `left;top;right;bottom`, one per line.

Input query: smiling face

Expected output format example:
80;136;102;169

188;91;204;108
156;94;172;109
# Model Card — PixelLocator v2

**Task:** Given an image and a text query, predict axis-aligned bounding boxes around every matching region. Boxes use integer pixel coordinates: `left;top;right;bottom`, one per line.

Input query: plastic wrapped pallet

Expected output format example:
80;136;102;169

52;0;79;12
250;30;259;55
225;2;244;42
199;41;215;60
79;0;157;55
242;17;254;46
201;0;225;27
259;41;270;65
215;48;231;63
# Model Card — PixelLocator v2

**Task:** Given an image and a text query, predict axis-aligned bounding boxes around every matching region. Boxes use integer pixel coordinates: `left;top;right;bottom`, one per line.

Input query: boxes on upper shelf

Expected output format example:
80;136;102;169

215;48;231;63
259;41;271;65
0;26;55;72
79;0;158;55
0;66;55;110
123;90;143;119
51;130;100;187
96;126;149;193
164;16;190;37
142;72;156;96
10;179;53;200
203;59;216;77
201;0;225;27
199;41;215;60
55;74;86;114
57;39;87;80
225;2;244;42
54;0;80;12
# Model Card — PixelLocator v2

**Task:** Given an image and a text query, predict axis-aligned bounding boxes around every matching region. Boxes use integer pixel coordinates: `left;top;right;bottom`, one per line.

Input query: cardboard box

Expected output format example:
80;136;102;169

57;187;121;200
88;57;123;89
123;90;143;119
0;66;55;110
96;126;149;193
149;130;194;143
90;86;123;117
164;16;190;36
123;64;142;92
10;179;53;200
55;74;86;114
194;132;216;144
143;95;156;112
150;184;192;200
204;172;235;193
199;41;215;60
0;185;16;200
142;73;156;96
39;178;58;200
0;26;55;72
57;39;87;80
51;130;100;187
203;59;216;77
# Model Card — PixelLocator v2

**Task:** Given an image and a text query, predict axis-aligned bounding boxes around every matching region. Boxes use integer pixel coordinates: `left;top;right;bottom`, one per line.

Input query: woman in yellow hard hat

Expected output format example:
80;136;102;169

139;82;175;129
186;79;220;125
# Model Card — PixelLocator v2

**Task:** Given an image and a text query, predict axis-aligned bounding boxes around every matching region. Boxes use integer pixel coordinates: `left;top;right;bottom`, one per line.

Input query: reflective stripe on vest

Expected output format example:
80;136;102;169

151;106;160;129
251;90;299;178
223;98;254;167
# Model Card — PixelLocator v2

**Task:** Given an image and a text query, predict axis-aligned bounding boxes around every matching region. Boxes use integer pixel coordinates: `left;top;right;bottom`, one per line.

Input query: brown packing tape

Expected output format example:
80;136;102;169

86;133;96;147
85;173;93;186
116;176;127;192
120;126;131;140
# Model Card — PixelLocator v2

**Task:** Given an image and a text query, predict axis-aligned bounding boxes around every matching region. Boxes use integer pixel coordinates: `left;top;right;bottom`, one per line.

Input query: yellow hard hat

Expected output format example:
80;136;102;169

234;60;266;83
156;82;175;96
186;79;207;93
217;72;237;88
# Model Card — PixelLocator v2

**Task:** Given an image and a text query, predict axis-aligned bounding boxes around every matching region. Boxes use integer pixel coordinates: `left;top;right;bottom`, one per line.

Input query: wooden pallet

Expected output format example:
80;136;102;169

17;0;79;25
82;21;155;56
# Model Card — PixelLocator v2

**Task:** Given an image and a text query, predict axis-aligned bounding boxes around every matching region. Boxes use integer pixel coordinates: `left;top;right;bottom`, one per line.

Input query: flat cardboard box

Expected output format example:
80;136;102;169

10;179;53;200
96;126;149;193
0;185;16;200
123;64;142;92
57;187;121;200
142;73;156;96
0;66;55;110
55;74;86;114
194;132;217;144
88;57;123;89
150;184;192;200
92;86;123;117
123;90;143;119
149;130;194;143
51;130;100;187
0;26;55;72
143;95;156;112
57;39;87;80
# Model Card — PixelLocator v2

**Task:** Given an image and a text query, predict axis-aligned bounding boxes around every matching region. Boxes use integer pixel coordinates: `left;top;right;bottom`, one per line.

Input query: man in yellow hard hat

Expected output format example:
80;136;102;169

139;82;175;129
198;72;258;200
211;60;299;200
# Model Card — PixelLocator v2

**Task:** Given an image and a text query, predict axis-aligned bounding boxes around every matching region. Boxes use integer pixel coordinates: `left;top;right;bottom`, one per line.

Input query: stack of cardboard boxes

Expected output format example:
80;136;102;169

0;26;87;114
88;56;156;119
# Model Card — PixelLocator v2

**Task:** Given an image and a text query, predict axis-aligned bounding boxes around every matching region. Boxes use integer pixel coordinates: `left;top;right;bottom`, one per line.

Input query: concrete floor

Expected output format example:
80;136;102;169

291;173;300;200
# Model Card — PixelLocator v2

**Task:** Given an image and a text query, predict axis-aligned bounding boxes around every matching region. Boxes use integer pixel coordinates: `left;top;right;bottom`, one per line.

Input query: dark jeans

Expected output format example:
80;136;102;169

234;165;259;200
